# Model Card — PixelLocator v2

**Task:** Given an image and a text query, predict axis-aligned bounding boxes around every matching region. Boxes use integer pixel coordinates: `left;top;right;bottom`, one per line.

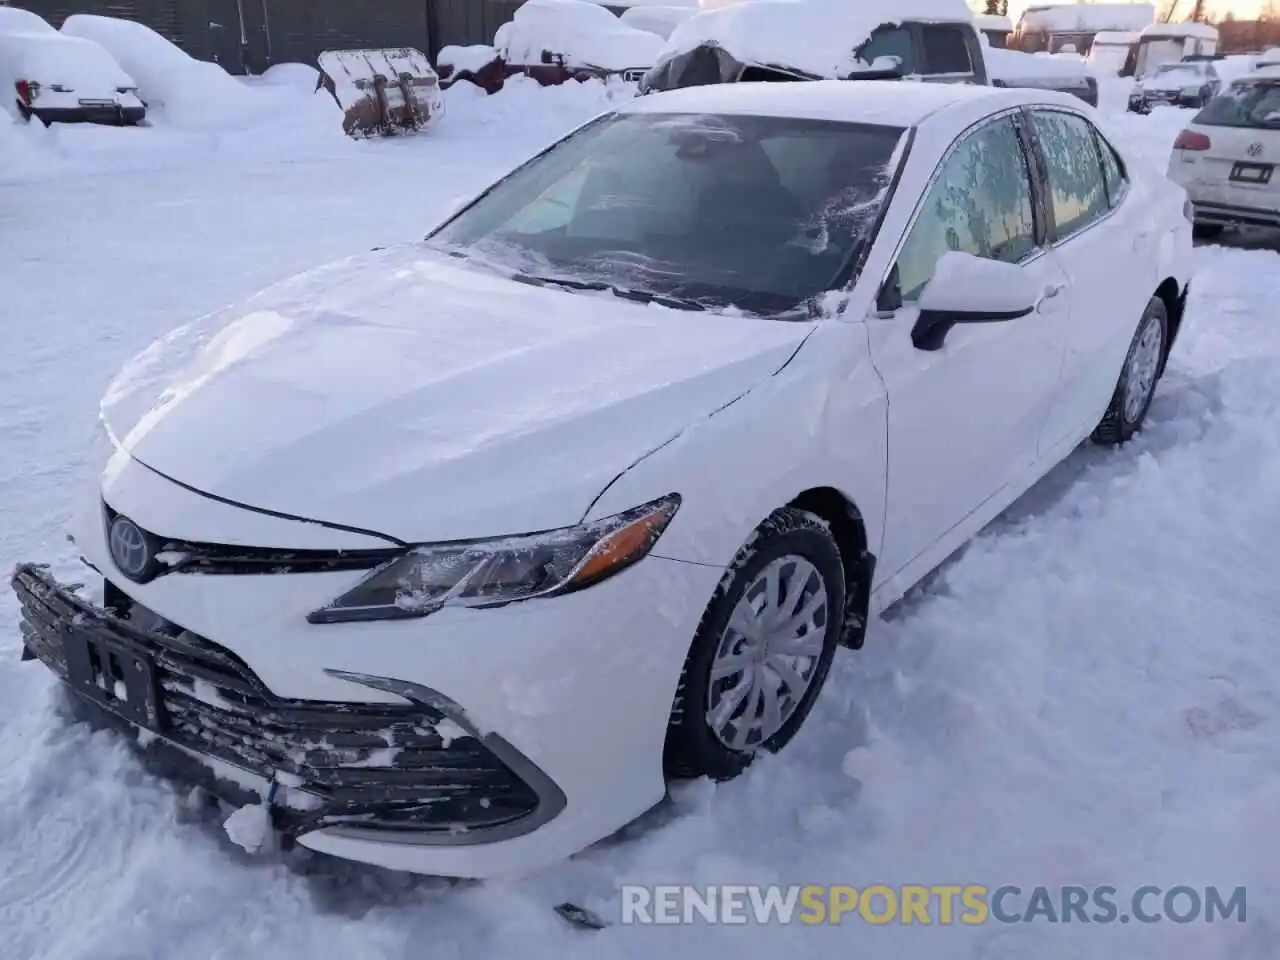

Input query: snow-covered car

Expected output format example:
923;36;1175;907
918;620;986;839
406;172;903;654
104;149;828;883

640;0;1098;106
1128;59;1221;113
987;46;1099;107
0;9;144;125
13;80;1194;880
1167;70;1280;237
641;0;992;89
496;0;664;84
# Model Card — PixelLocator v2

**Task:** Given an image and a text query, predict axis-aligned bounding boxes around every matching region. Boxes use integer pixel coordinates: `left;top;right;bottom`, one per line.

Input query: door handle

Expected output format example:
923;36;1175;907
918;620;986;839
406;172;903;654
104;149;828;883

1036;283;1065;312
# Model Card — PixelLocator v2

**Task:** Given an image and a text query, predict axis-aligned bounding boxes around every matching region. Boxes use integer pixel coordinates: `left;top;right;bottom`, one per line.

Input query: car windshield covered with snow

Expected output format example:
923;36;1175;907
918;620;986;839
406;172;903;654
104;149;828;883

427;111;905;316
1194;77;1280;128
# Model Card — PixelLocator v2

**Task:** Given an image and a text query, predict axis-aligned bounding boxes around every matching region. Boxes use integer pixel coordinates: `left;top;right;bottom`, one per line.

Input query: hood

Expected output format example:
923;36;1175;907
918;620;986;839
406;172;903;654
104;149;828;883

1141;71;1201;91
102;245;811;543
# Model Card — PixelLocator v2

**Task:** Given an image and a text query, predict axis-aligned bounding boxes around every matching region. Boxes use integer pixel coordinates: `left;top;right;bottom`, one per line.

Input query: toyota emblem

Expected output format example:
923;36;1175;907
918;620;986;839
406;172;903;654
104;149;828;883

1247;142;1264;158
108;515;155;582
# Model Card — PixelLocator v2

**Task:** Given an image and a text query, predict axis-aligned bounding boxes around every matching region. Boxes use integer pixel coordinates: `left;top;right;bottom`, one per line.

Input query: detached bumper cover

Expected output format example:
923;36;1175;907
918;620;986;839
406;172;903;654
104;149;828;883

12;563;565;843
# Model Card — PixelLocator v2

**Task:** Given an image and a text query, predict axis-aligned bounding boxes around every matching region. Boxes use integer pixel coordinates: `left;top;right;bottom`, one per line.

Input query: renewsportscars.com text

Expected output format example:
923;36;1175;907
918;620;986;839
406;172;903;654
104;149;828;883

620;884;1247;925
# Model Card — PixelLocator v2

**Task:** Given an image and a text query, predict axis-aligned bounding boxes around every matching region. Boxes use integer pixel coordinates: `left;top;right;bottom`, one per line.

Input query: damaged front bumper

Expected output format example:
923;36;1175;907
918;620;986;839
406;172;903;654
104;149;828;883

12;563;565;846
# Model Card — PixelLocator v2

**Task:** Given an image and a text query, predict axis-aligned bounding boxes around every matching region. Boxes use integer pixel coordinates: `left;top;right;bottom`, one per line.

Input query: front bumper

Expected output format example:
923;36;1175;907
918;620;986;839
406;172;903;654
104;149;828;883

14;564;561;843
1129;92;1200;111
15;459;724;877
26;104;146;126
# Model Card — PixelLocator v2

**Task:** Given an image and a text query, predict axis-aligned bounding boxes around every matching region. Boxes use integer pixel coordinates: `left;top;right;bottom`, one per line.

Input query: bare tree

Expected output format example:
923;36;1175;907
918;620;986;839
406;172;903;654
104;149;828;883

983;0;1009;16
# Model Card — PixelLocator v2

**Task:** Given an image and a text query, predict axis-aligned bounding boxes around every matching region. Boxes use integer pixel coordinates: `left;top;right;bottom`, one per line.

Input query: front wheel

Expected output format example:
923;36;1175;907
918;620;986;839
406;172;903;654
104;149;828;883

663;508;845;783
1092;296;1168;446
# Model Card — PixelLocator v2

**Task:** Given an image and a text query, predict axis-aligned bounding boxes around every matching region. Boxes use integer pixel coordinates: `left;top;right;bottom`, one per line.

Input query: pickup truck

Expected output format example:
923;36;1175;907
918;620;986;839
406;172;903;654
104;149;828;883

638;0;1099;108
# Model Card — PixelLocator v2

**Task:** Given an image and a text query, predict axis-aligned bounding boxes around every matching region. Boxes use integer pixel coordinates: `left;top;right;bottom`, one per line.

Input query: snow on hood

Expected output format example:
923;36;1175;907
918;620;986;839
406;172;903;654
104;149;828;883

654;0;972;79
1139;63;1208;91
101;245;812;543
986;47;1091;81
500;0;665;71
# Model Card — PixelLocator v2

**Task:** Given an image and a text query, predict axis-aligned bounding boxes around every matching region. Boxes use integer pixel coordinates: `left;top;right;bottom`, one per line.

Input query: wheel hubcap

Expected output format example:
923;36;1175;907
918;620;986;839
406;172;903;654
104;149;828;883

706;556;829;752
1123;314;1164;425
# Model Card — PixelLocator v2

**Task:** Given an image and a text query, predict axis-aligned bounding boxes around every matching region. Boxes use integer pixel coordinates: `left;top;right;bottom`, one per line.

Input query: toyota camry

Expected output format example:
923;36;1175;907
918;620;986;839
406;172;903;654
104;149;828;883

13;80;1194;879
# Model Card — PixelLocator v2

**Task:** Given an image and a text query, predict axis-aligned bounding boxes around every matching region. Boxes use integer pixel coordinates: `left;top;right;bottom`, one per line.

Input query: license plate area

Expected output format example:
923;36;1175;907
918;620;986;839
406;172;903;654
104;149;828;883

1230;162;1273;184
63;627;166;730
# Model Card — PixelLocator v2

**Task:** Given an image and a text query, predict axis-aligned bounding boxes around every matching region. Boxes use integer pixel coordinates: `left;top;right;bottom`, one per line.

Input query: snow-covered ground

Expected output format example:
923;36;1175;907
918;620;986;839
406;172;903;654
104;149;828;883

2;77;1279;960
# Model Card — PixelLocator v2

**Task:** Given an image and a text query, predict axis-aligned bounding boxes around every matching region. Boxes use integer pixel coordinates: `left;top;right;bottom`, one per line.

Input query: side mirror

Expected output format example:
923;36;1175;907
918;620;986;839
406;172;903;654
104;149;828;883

910;252;1040;351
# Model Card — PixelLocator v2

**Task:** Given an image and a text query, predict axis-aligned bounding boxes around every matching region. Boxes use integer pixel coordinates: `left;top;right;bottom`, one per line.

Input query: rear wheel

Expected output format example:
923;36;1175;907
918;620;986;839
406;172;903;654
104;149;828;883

1092;296;1168;446
664;508;845;782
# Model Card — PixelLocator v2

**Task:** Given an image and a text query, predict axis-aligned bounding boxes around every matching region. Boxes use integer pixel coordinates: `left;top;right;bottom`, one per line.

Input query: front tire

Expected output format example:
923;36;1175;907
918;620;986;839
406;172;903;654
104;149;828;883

1092;296;1168;446
664;508;845;783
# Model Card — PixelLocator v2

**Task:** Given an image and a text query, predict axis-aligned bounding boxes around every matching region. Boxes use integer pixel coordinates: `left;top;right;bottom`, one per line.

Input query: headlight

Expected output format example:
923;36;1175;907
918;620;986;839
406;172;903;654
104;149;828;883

307;493;681;624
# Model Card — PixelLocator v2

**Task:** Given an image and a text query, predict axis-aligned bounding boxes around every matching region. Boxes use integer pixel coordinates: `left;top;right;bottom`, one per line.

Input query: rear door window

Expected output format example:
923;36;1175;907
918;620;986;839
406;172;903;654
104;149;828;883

1028;110;1111;242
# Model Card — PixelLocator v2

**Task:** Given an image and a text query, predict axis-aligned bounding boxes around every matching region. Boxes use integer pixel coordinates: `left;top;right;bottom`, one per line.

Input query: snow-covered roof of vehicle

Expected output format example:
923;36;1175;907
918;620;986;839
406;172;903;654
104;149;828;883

1093;30;1138;45
499;0;665;70
619;5;697;38
1018;3;1155;34
620;75;1066;124
0;29;134;89
986;46;1091;80
973;14;1012;32
1138;21;1218;41
0;6;55;35
654;0;973;80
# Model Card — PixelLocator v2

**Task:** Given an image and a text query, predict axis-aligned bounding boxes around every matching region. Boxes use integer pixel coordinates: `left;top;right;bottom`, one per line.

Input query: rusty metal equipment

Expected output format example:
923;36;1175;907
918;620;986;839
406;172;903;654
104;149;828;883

317;47;446;138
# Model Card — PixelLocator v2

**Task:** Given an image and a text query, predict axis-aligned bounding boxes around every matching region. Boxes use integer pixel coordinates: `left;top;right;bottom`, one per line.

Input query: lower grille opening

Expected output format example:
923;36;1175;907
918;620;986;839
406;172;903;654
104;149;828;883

14;564;544;837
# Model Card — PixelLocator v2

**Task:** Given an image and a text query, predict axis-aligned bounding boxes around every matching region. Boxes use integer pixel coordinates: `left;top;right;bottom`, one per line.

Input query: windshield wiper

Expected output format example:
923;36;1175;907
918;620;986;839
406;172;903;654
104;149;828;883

511;272;710;312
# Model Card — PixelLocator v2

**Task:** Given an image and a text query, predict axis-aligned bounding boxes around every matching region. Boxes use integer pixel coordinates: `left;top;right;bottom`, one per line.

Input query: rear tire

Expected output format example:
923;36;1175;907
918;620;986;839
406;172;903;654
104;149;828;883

663;508;845;783
1092;296;1168;446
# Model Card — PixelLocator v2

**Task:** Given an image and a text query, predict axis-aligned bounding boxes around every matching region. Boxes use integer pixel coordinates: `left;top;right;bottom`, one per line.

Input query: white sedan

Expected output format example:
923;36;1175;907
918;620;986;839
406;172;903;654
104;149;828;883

14;81;1193;879
1167;69;1280;237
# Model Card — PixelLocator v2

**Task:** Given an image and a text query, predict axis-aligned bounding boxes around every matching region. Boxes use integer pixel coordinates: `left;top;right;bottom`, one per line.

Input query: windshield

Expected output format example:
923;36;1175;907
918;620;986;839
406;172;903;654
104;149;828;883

1194;80;1280;129
1154;64;1202;80
428;111;906;316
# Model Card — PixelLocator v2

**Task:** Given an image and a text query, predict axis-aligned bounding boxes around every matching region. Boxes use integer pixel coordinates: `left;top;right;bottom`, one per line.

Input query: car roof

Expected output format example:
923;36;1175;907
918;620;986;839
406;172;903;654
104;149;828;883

617;79;1083;128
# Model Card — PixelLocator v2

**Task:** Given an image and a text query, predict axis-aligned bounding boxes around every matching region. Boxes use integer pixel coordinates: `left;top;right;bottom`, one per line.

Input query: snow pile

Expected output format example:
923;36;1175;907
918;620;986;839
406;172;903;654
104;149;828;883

0;5;56;35
253;62;319;92
0;110;45;179
1138;21;1219;41
619;5;697;39
437;44;500;75
442;71;628;131
499;0;666;71
1018;1;1155;34
972;13;1012;34
656;0;971;79
60;15;338;136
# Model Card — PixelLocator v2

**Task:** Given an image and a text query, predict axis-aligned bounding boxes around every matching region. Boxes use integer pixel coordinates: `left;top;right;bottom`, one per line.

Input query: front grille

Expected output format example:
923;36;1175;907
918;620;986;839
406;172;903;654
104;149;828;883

12;564;541;837
102;502;402;577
